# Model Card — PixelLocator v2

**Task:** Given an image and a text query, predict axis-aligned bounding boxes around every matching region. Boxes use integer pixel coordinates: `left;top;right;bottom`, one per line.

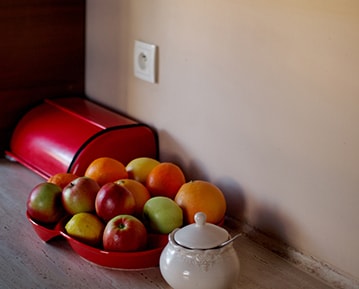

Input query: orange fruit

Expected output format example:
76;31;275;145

174;180;227;225
84;157;128;187
146;162;186;199
115;179;151;216
47;172;78;189
126;157;160;184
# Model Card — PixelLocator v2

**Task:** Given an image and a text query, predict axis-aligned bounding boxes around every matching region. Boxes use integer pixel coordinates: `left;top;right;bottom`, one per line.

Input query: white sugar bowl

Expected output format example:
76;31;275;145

159;212;240;289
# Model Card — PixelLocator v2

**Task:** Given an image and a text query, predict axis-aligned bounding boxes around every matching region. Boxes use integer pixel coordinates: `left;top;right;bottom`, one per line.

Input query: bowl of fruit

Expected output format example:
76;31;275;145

27;210;169;269
26;157;227;270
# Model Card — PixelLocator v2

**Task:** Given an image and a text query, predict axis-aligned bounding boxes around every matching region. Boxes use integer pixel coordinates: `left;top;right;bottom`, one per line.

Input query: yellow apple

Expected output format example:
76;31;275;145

126;157;160;184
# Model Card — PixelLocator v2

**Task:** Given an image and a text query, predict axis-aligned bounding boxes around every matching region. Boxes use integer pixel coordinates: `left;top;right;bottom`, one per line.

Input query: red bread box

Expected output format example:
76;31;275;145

6;97;158;178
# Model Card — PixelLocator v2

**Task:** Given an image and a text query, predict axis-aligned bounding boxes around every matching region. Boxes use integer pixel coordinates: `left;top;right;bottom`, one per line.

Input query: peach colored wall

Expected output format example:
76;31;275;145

85;0;359;281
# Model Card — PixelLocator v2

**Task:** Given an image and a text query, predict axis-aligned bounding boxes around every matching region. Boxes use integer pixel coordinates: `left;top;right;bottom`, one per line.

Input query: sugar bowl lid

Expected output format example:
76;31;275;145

174;212;229;249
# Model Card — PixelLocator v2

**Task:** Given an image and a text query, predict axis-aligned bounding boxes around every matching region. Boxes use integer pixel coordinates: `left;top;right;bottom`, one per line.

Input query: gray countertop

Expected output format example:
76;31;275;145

0;158;334;289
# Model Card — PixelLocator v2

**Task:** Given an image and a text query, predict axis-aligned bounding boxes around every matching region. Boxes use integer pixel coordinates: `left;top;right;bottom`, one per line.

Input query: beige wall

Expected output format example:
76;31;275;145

86;0;359;281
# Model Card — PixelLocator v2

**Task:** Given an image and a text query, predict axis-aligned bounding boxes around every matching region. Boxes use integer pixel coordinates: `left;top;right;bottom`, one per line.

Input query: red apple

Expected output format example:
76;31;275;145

103;215;147;252
27;182;64;224
62;177;100;215
95;182;136;222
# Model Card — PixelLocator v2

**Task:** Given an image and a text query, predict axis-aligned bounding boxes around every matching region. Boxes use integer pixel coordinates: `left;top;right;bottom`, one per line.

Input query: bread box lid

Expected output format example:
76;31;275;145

6;97;158;178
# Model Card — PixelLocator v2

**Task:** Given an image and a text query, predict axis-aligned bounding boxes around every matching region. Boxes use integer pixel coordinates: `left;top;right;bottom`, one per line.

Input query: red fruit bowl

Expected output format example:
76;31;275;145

61;232;168;269
26;211;168;270
26;211;63;242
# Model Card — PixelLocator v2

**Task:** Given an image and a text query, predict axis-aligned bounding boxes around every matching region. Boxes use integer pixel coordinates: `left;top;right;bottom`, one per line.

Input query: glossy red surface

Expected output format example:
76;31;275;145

7;97;158;178
62;233;168;270
26;212;168;270
26;211;62;242
68;125;158;177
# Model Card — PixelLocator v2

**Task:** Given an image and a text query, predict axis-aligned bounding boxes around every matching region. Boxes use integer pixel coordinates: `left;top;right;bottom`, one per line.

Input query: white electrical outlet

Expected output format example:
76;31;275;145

134;40;157;83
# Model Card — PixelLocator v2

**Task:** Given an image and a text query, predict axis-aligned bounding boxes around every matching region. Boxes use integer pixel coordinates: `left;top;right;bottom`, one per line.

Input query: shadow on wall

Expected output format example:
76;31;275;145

156;129;204;179
215;177;246;222
158;129;247;219
157;129;293;255
248;203;293;258
254;204;290;241
215;179;294;259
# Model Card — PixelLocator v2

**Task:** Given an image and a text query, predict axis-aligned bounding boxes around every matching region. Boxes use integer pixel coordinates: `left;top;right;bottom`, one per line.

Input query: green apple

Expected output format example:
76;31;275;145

126;157;160;184
27;182;64;224
143;196;183;234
